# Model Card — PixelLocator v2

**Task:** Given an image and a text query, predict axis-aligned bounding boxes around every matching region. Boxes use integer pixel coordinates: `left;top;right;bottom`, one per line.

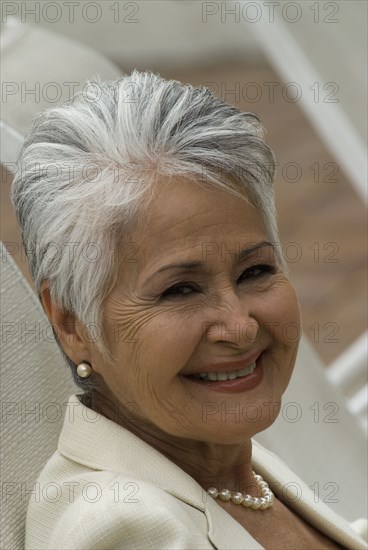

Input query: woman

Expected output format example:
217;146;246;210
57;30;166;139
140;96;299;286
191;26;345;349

11;70;367;549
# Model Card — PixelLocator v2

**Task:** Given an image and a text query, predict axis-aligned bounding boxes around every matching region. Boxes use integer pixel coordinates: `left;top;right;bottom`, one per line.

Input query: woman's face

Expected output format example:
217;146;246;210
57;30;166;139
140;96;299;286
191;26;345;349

90;176;302;443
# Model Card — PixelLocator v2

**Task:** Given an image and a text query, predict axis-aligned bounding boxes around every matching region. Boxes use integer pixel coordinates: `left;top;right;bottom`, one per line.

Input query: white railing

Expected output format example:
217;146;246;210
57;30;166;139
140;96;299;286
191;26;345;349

239;0;367;204
326;331;368;435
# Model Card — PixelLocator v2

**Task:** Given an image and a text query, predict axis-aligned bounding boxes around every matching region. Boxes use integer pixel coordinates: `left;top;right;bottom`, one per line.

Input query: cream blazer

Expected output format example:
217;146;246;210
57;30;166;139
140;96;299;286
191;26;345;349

25;394;367;550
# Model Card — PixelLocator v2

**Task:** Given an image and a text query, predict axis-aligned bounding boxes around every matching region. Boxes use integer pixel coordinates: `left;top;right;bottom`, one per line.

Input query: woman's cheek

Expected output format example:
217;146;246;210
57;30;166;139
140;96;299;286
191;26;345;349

269;278;301;321
280;283;302;333
256;282;301;346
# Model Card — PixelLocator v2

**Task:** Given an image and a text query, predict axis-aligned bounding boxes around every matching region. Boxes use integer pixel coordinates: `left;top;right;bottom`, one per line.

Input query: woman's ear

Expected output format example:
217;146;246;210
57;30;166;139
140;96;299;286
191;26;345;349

39;280;91;365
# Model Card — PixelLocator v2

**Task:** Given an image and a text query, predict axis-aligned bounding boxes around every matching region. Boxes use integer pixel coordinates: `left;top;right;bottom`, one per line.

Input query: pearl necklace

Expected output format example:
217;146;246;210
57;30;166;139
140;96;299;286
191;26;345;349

207;470;275;510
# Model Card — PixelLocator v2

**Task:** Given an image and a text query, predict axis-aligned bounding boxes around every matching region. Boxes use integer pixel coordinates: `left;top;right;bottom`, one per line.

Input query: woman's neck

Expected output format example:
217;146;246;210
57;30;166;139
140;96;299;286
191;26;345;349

89;387;259;496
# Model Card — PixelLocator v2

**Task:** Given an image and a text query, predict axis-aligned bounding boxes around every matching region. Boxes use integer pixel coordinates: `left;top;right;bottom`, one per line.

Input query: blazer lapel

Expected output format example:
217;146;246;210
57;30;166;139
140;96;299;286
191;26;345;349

251;440;367;549
204;496;263;549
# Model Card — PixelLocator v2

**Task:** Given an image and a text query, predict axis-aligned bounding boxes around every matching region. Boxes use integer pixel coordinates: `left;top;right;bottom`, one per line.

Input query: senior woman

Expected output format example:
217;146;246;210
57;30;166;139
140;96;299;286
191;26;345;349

11;70;366;550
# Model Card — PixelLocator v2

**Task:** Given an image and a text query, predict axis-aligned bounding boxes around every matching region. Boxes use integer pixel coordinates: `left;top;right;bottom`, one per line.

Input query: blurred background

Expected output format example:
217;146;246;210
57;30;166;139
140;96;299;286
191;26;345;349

1;0;367;523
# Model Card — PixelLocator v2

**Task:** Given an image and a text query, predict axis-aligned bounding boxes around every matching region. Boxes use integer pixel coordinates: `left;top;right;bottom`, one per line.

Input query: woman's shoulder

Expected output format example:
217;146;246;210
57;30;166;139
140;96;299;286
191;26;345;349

25;450;212;550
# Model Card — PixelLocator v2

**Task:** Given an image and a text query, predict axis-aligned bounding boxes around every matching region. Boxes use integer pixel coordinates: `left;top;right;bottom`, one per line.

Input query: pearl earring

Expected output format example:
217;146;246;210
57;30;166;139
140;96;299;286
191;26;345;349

77;362;92;378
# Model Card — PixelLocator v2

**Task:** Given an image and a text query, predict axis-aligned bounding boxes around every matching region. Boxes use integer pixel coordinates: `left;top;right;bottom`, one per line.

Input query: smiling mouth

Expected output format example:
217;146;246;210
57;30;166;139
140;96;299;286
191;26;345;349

188;362;257;382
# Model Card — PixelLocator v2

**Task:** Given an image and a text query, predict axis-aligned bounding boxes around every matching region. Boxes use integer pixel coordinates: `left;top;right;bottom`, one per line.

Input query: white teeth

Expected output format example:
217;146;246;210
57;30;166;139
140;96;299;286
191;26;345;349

237;367;251;377
191;362;256;381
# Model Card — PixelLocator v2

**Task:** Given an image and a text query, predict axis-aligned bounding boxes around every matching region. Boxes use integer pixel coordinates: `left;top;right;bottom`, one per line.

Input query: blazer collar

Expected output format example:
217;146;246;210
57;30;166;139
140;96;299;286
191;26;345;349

58;394;365;549
59;393;206;509
251;440;367;549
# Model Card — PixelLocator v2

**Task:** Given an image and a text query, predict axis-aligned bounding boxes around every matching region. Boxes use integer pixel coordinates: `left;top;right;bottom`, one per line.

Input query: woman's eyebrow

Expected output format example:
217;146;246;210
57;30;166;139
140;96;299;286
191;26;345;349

232;241;275;262
145;241;275;284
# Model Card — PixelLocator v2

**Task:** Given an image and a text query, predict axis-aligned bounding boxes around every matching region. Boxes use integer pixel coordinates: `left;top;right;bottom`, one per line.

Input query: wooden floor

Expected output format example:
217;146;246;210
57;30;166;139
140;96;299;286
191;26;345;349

1;61;366;365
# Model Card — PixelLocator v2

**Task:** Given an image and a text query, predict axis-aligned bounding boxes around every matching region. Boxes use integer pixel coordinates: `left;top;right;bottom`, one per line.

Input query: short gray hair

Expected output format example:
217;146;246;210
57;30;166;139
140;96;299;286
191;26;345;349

10;69;288;390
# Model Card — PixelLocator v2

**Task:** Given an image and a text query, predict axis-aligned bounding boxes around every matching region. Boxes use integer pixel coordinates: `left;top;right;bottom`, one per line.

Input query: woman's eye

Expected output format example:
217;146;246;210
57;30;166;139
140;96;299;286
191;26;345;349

160;283;198;299
160;265;276;300
239;264;276;281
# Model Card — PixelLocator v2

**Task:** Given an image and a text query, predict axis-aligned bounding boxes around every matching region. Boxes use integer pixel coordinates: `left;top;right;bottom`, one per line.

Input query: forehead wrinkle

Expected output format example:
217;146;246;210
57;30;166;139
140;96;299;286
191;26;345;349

142;210;256;252
147;211;219;238
150;204;250;229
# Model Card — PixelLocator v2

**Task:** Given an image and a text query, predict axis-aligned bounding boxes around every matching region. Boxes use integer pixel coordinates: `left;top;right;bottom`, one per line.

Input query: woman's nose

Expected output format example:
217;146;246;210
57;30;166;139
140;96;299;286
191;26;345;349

202;292;260;347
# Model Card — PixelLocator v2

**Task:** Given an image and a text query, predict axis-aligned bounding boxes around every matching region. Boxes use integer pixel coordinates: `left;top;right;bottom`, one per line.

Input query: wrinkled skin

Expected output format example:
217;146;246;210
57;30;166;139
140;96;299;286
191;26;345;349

41;175;302;493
